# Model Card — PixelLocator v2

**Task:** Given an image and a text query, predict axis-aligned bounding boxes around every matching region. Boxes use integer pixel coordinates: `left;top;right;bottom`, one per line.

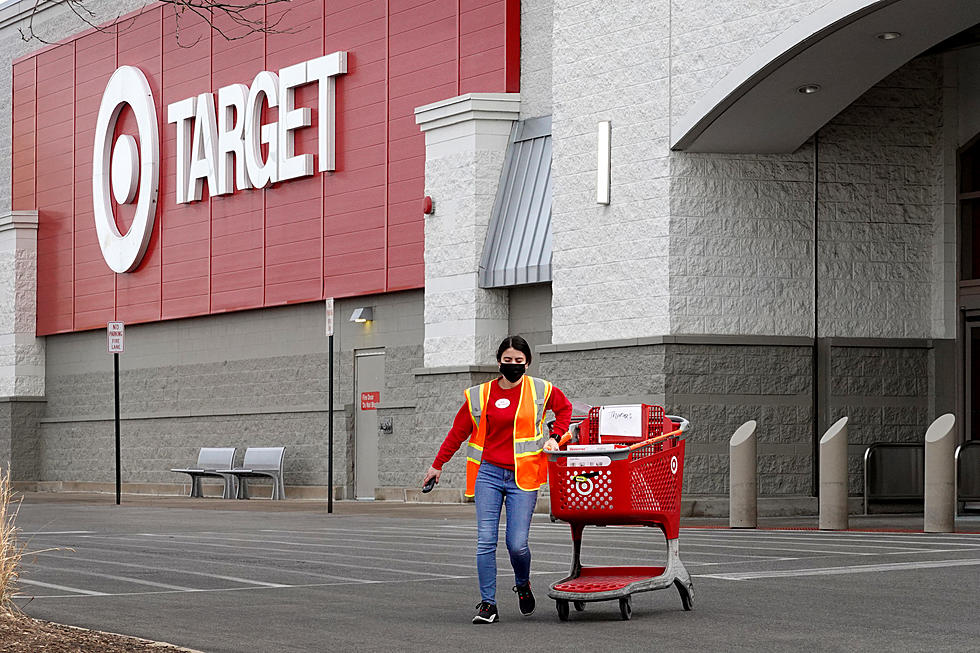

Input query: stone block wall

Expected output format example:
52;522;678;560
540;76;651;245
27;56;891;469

828;344;932;495
550;0;672;344
668;149;815;336
421;132;511;368
664;343;814;495
816;56;945;339
36;294;424;496
409;368;499;499
509;283;552;376
520;0;553;119
539;340;813;496
0;398;43;481
669;55;945;340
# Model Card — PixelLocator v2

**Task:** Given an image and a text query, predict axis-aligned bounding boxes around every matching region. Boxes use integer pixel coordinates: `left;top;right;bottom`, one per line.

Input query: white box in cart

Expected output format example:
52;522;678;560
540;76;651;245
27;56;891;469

565;444;616;467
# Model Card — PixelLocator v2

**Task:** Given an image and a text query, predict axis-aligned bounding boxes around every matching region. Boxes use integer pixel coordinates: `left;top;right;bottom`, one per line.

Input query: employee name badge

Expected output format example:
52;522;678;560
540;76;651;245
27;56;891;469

566;444;615;467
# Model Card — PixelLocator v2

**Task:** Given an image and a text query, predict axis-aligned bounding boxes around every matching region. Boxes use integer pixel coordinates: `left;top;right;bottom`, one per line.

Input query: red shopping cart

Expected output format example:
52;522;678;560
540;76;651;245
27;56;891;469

546;404;694;621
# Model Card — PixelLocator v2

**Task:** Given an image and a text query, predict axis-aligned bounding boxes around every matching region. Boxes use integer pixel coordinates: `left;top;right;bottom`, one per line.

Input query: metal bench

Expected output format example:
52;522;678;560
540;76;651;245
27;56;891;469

956;440;980;512
863;442;923;515
218;447;286;500
171;447;237;499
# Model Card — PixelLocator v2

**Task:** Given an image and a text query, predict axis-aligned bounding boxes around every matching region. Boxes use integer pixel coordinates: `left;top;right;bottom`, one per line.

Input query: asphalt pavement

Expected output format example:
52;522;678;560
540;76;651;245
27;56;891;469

10;493;980;652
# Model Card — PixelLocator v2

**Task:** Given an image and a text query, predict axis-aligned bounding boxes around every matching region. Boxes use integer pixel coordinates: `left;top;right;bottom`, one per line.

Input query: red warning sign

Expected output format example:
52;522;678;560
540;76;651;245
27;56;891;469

360;392;380;410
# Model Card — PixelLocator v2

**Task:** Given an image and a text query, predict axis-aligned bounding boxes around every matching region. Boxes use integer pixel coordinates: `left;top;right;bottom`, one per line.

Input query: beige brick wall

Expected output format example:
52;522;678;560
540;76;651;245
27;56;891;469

550;0;672;344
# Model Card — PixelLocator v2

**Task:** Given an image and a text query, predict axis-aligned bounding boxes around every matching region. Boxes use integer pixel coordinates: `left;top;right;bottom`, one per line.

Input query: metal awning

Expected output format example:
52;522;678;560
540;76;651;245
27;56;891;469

479;117;553;288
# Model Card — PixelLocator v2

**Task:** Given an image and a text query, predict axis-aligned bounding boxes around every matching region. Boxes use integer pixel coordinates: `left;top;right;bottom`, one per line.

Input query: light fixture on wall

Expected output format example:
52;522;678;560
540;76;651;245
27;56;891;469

876;32;902;40
797;84;821;95
597;120;611;205
350;307;374;323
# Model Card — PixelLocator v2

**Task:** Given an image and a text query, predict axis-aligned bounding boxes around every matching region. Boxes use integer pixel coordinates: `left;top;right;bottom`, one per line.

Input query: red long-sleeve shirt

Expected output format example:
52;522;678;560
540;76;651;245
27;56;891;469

433;381;573;471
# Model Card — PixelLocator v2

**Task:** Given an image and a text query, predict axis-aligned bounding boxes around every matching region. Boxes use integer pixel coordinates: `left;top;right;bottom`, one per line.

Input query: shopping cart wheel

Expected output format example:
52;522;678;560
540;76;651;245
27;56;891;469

556;599;570;622
618;596;632;621
573;601;586;612
674;578;695;611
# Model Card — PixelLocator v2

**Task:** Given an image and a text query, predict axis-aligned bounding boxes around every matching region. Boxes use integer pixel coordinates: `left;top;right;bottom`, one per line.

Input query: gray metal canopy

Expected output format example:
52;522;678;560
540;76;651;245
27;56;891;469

671;0;980;153
479;116;553;288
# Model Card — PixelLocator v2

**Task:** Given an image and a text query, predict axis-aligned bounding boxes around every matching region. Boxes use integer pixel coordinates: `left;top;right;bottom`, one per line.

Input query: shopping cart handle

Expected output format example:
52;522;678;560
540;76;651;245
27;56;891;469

628;428;683;451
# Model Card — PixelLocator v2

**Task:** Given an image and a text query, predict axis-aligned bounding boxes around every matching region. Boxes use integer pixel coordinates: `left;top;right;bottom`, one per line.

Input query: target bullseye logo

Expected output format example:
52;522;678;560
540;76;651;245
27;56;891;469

93;66;160;273
670;455;678;475
573;473;595;496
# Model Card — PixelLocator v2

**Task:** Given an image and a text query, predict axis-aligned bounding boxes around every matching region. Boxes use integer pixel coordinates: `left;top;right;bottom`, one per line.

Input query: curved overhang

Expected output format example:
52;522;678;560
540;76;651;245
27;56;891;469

671;0;980;153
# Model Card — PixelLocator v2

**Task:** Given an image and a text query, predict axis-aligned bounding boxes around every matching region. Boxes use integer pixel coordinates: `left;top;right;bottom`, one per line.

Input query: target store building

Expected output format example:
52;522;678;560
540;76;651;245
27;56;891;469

0;0;977;510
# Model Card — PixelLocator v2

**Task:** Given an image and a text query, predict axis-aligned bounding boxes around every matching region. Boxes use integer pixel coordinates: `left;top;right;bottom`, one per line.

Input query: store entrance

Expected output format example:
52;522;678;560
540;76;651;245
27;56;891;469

959;138;980;441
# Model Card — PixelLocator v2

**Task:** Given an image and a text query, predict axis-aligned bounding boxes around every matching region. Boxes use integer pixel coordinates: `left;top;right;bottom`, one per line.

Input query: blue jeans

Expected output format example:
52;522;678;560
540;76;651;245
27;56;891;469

474;462;538;604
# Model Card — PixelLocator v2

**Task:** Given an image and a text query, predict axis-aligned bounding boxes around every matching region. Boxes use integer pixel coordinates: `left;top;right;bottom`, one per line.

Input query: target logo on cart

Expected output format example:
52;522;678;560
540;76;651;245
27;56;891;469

670;456;678;475
573;473;596;497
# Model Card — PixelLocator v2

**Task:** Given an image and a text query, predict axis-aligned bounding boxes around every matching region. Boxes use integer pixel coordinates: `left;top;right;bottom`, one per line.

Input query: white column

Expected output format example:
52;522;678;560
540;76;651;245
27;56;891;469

924;413;956;533
415;94;520;367
819;416;848;530
0;211;44;397
729;420;757;528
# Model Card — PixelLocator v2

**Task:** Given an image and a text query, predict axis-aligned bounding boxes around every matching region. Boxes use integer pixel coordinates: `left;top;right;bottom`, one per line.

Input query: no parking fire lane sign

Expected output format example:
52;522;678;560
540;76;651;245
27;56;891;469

107;322;124;353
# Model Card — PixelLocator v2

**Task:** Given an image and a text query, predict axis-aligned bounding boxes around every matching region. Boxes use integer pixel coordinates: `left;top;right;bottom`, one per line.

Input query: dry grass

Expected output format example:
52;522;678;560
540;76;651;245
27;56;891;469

0;468;26;615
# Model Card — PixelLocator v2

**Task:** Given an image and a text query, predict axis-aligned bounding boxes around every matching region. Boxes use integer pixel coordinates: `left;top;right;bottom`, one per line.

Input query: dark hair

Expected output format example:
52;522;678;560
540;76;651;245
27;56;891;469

496;335;532;364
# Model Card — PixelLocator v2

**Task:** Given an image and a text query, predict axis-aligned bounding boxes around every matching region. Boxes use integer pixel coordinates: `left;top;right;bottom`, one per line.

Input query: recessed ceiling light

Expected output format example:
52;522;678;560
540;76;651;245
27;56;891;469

876;32;902;40
797;84;821;94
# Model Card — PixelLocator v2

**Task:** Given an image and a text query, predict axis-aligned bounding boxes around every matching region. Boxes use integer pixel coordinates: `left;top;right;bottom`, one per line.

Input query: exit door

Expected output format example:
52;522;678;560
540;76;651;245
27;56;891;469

354;349;385;500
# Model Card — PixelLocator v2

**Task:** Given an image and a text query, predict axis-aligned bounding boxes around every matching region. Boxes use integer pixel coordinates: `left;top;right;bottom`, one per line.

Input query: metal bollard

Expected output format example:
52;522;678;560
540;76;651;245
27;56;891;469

924;413;956;533
729;420;758;528
819;416;849;531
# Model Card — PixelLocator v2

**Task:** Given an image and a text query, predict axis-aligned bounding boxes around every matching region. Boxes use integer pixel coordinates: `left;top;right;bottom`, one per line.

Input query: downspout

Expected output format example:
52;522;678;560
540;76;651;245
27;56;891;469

812;132;821;496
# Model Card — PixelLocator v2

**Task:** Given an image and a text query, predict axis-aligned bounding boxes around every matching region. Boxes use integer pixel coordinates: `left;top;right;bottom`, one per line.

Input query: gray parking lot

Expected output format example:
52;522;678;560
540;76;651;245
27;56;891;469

11;496;980;652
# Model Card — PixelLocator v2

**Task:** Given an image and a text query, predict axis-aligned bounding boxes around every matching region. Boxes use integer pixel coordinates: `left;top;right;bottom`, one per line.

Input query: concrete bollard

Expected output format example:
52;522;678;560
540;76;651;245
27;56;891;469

924;413;956;533
819;416;849;531
729;420;758;528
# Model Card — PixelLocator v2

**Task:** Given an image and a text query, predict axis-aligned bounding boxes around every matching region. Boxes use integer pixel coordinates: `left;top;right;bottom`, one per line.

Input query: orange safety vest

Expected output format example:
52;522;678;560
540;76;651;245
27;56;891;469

463;375;553;497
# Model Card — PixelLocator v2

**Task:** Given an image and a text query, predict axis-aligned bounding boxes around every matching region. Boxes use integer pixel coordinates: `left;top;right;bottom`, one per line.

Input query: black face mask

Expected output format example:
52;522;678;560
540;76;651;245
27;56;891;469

499;363;526;383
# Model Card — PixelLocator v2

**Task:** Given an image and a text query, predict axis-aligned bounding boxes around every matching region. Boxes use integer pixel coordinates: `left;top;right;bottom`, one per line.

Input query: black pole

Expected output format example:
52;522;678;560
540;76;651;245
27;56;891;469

328;333;334;514
114;352;121;505
812;132;820;497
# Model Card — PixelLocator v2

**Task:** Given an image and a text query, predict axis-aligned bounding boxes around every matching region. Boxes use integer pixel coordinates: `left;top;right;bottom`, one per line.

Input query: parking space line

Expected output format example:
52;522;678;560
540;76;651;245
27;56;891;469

37;552;291;588
134;532;577;569
18;579;107;596
14;567;528;600
697;558;980;580
29;564;196;591
679;533;941;553
19;531;95;536
132;533;496;575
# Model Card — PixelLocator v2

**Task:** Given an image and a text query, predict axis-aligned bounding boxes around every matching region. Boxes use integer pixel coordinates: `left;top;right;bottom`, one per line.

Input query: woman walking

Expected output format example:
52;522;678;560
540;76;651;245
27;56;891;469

422;335;572;623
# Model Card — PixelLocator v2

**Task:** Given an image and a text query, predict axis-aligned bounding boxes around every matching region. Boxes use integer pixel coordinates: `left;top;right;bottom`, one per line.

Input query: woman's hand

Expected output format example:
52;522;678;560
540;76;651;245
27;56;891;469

423;466;442;486
543;438;560;452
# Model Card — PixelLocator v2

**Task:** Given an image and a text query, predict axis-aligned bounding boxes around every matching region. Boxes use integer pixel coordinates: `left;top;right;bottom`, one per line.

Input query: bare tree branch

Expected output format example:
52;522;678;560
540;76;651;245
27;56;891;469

19;0;298;48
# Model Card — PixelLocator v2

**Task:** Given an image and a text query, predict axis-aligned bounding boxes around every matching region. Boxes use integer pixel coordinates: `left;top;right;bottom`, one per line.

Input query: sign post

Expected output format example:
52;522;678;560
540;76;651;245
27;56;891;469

107;321;125;505
325;299;334;514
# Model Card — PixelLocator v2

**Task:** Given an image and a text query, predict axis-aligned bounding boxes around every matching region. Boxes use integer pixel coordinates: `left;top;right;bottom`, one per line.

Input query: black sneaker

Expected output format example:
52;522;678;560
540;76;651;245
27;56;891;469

472;601;498;624
514;583;535;616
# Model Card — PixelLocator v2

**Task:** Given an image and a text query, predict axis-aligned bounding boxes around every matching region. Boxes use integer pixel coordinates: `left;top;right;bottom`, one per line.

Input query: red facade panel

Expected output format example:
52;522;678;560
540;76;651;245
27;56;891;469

14;0;519;335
